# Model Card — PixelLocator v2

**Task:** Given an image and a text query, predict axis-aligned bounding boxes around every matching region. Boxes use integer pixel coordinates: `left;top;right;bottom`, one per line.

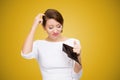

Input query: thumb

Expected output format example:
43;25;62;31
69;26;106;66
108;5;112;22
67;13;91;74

74;40;78;48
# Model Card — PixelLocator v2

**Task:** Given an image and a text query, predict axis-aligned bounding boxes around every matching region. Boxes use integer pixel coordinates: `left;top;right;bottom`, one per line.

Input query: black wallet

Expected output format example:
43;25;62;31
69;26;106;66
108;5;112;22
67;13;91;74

62;43;81;65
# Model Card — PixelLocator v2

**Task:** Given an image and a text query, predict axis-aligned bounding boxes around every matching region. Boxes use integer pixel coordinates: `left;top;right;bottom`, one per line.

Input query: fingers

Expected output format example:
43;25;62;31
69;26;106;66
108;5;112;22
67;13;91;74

73;40;80;54
74;40;80;49
35;13;45;24
35;13;45;19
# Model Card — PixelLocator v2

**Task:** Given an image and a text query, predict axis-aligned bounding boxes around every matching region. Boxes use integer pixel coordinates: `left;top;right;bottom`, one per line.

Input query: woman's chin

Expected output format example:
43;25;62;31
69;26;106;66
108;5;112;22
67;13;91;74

50;36;59;40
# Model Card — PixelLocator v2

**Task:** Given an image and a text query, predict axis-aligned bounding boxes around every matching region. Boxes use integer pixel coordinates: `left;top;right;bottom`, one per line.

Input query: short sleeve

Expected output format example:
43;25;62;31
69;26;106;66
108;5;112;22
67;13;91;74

21;41;38;59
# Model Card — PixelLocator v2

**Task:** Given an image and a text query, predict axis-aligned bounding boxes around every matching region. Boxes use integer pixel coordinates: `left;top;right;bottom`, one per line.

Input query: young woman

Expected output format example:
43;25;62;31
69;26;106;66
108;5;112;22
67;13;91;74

21;9;82;80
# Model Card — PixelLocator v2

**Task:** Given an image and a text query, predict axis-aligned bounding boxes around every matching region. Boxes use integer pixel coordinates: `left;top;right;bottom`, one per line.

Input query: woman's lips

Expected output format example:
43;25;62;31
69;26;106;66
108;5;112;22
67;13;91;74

52;33;59;36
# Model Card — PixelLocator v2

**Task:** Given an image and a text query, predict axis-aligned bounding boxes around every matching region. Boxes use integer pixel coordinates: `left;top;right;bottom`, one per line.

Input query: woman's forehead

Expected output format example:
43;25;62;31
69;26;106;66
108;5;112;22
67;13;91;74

46;19;60;25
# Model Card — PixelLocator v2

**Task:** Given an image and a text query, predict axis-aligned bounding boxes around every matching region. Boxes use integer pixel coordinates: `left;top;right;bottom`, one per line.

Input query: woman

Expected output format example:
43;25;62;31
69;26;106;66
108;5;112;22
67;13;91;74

21;9;82;80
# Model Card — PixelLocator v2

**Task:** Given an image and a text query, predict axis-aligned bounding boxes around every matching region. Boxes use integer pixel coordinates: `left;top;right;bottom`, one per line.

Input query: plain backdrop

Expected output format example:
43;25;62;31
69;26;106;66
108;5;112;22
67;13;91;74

0;0;119;80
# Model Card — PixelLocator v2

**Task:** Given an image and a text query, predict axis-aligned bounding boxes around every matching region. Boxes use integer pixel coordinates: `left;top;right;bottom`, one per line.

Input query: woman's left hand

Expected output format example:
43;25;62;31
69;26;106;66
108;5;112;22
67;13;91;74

73;40;81;55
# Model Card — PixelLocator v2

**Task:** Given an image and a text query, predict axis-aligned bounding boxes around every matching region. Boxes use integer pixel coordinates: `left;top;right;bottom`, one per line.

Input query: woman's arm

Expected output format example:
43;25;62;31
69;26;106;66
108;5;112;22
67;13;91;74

74;56;82;73
73;40;82;73
22;14;44;54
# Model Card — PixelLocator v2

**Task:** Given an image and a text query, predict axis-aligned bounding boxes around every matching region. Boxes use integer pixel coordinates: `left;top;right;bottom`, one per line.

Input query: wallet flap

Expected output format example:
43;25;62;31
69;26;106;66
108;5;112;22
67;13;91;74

62;43;81;65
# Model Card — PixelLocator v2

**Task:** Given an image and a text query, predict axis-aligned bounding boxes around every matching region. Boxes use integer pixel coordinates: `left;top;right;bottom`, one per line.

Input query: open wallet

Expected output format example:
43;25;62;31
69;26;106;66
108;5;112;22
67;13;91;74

62;43;81;65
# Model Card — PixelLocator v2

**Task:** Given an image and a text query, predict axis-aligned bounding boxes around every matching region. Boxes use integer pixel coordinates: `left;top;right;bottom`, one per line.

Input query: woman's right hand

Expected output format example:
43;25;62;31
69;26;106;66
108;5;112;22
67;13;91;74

22;13;44;54
32;13;44;29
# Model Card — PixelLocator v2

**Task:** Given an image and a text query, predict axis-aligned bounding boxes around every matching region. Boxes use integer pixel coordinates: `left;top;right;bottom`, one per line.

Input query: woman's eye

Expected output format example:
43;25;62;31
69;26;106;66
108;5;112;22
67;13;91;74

57;25;61;28
49;27;53;29
49;26;53;29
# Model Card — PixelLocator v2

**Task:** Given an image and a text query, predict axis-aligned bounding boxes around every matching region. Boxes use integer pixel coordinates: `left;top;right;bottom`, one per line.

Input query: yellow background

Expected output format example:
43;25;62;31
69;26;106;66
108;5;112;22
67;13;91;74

0;0;119;80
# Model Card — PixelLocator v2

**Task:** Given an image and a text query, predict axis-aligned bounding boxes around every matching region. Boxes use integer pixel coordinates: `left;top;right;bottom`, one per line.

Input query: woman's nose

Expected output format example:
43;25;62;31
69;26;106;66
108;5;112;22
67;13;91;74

53;29;58;33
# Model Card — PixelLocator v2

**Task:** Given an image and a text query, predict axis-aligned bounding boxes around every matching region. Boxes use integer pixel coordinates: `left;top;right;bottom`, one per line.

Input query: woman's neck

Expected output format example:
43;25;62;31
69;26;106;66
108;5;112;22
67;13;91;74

45;35;68;42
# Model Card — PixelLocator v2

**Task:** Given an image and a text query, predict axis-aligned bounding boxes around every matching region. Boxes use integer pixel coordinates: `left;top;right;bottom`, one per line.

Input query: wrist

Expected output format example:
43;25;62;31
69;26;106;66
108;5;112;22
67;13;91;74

29;26;37;35
31;23;38;29
32;24;38;29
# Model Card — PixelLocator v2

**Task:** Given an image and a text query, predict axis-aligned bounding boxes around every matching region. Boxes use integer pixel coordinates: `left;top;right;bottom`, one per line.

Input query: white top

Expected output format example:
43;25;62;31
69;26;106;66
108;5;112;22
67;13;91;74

21;38;82;80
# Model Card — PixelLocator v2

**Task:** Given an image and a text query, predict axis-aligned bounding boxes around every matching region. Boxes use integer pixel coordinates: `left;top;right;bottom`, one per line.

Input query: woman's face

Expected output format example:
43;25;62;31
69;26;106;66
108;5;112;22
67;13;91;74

44;19;63;40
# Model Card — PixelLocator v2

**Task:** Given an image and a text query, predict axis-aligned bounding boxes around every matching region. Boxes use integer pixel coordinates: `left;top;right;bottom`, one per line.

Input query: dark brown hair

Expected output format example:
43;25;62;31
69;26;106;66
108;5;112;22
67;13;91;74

42;9;64;27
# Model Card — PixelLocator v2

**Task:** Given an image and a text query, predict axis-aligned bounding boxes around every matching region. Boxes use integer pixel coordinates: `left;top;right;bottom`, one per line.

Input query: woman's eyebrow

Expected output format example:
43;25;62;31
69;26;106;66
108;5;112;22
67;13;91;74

47;23;61;26
48;24;54;26
56;24;61;26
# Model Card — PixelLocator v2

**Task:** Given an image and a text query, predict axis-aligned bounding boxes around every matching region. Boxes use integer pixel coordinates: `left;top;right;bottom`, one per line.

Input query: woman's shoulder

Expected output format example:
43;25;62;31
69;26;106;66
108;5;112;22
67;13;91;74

33;40;44;44
67;37;80;42
64;37;80;44
62;36;79;41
